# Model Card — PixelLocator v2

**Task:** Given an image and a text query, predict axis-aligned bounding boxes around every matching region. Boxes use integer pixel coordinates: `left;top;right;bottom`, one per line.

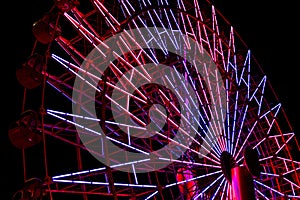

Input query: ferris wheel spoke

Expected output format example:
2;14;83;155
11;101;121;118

108;62;149;100
63;61;153;128
71;8;102;39
164;170;222;188
160;9;181;49
254;188;269;200
232;104;248;156
220;181;228;200
158;157;221;168
127;21;165;63
211;6;226;66
93;0;121;32
287;195;300;199
249;75;267;115
228;53;251;154
227;27;236;61
152;129;220;164
214;67;227;153
273;132;294;155
192;60;227;153
259;172;280;177
156;88;214;151
229;89;239;154
46;108;221;164
211;67;228;153
119;0;135;17
230;51;252;156
254;180;285;197
227;183;233;199
64;13;109;58
283;177;300;190
142;11;172;53
111;50;152;81
46;110;151;155
233;120;257;161
236;103;282;163
144;191;159;200
194;63;226;154
164;68;223;157
52;158;156;181
234;95;281;161
55;36;86;65
193;174;224;199
235;50;251;88
178;11;195;49
47;109;149;131
224;71;231;153
52;54;149;104
210;177;226;200
52;179;157;188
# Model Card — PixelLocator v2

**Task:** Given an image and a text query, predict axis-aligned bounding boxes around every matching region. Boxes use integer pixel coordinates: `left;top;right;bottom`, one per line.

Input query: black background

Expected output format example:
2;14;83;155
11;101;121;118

2;0;299;199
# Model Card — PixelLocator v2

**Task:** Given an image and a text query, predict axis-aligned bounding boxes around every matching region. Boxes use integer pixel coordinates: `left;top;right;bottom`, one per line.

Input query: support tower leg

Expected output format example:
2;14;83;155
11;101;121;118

231;166;255;200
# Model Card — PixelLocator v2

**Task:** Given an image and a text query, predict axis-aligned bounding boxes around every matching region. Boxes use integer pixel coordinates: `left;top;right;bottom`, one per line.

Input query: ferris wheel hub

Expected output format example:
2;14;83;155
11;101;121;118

243;146;261;178
220;151;235;182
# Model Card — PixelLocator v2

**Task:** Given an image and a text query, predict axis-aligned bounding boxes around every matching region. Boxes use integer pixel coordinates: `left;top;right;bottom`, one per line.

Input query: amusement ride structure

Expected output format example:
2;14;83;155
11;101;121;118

9;0;300;199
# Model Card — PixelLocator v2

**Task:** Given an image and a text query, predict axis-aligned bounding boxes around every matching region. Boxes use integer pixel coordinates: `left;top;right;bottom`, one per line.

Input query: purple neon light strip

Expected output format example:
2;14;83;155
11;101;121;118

47;109;146;130
47;111;150;155
165;69;222;160
193;174;224;199
211;177;226;200
52;158;150;180
187;61;224;154
53;179;157;188
165;68;221;158
52;54;149;126
114;37;152;80
64;13;108;58
159;157;221;168
145;191;158;200
234;120;258;160
202;64;226;153
254;180;285;196
158;86;221;158
164;170;222;188
255;188;269;200
93;0;120;31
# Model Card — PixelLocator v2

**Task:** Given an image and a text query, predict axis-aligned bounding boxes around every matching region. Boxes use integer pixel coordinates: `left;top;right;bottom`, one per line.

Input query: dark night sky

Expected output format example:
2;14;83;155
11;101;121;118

2;0;299;199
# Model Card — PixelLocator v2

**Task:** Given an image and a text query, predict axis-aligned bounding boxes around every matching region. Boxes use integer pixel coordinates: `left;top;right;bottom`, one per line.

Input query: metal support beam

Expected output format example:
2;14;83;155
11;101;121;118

231;166;255;200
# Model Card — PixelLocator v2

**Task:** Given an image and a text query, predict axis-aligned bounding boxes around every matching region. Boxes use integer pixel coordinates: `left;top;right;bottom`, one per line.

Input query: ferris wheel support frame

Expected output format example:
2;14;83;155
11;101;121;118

231;166;256;200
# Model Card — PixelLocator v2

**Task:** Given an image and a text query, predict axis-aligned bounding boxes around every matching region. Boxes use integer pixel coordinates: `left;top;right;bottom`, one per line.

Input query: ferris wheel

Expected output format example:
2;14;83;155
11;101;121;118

10;0;300;199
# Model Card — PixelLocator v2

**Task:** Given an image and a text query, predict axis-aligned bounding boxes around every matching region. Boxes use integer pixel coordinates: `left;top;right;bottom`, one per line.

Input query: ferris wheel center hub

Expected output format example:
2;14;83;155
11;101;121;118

220;150;258;199
220;148;261;184
220;151;235;182
243;146;261;178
